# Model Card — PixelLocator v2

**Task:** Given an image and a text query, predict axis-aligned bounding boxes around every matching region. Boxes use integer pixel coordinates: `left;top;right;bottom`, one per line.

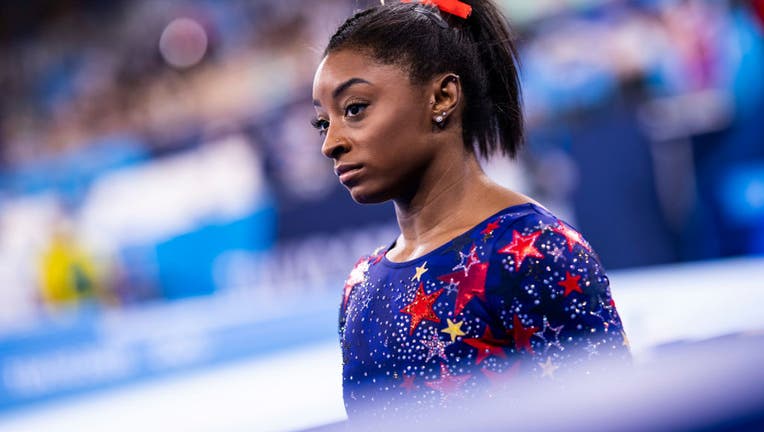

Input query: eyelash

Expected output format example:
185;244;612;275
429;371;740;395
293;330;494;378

310;117;329;136
310;103;369;137
344;102;368;118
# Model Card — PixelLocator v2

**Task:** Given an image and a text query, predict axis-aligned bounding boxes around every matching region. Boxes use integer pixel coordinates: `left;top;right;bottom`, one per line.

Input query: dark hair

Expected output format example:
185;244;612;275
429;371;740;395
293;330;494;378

325;0;523;158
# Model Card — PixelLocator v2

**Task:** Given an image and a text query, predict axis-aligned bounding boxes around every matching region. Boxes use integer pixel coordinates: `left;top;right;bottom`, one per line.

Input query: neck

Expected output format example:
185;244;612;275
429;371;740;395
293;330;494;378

392;149;494;249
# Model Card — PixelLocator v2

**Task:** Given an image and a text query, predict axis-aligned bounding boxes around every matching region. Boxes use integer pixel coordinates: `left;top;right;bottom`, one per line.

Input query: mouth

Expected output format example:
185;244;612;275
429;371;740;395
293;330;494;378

334;163;363;185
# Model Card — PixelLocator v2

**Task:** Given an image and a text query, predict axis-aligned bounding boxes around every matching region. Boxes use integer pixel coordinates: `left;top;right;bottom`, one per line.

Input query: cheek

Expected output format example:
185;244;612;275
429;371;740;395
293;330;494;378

366;105;428;154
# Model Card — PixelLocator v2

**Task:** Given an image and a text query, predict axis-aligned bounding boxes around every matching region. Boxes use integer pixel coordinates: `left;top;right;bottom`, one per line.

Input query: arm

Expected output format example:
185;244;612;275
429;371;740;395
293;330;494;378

487;215;631;379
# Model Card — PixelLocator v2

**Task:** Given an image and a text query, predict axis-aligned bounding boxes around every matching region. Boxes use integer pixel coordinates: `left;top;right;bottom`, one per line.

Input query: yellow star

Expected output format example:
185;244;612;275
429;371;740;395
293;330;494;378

539;357;559;379
440;318;466;342
412;261;429;282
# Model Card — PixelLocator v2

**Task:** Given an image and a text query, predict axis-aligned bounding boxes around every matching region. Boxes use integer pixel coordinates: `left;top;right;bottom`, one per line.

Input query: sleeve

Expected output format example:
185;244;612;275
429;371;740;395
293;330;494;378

486;214;631;379
338;246;385;335
339;256;371;331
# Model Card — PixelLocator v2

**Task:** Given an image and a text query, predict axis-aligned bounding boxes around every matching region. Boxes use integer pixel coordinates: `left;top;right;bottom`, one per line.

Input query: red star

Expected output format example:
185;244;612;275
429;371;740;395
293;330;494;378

425;363;471;395
400;283;443;335
498;230;545;271
481;221;501;236
463;326;509;364
558;272;583;297
437;262;488;316
511;314;538;354
400;374;416;393
481;361;522;387
551;221;591;252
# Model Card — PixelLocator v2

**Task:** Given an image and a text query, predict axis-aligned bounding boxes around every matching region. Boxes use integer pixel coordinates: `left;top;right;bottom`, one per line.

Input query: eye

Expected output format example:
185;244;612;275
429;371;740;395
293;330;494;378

310;117;330;136
344;103;368;118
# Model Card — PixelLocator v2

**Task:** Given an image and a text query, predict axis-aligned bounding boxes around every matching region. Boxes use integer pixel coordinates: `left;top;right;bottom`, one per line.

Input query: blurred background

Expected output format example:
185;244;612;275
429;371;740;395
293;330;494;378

0;0;762;430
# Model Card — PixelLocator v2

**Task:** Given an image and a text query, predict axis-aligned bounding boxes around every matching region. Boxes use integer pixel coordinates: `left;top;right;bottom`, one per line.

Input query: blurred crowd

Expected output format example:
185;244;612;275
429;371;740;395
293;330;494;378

0;0;762;322
0;0;343;164
0;0;353;326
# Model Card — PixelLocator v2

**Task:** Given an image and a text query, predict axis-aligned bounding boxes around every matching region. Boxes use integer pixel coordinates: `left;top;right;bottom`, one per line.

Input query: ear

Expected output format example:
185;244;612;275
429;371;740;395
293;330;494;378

429;73;461;128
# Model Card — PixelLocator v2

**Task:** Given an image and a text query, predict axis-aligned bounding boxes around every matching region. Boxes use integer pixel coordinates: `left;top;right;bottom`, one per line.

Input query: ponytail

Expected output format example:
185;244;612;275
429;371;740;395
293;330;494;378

462;0;524;158
325;0;523;158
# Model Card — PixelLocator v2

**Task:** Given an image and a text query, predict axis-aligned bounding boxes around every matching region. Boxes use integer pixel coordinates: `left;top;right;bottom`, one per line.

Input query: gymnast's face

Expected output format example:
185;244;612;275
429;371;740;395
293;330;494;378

312;49;438;204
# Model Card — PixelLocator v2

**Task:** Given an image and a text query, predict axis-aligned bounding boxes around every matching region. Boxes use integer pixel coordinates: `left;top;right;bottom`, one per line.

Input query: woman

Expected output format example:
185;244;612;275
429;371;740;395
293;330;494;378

311;0;630;419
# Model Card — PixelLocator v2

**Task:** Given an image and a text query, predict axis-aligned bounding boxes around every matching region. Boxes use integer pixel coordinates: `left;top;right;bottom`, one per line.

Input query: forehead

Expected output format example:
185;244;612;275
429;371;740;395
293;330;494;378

312;50;414;100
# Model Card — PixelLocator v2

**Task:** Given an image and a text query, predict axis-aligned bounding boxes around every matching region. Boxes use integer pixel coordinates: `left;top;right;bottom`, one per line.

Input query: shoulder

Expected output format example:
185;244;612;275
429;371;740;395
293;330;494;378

341;244;389;308
482;206;630;369
490;203;570;240
344;243;389;283
482;204;611;309
488;204;597;273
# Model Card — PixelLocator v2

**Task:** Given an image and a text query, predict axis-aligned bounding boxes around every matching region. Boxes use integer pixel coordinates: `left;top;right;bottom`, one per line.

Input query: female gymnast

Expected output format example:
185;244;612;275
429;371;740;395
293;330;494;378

311;0;630;419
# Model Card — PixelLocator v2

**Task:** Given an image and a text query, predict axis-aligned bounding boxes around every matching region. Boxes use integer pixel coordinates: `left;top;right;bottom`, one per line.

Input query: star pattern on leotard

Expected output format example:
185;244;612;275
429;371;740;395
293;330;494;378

511;314;539;355
412;261;429;282
558;272;583;297
481;360;522;388
534;316;565;353
400;283;443;335
421;331;451;363
464;326;509;365
498;230;545;271
400;374;416;393
453;244;480;276
437;262;488;316
481;220;501;241
538;357;560;379
425;363;471;396
339;205;631;418
551;221;591;252
441;318;466;342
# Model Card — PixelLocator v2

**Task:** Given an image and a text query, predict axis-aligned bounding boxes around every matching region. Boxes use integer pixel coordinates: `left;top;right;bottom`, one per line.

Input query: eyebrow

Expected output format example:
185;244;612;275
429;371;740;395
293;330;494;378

312;77;372;107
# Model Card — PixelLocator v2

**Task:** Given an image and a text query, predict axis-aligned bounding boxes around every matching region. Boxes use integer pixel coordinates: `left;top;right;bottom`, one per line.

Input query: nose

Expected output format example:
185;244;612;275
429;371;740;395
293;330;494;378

321;126;350;160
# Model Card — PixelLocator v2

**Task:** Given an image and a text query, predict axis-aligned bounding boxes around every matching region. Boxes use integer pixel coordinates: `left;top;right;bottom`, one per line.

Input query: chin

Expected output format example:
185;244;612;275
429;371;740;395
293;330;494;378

348;185;389;205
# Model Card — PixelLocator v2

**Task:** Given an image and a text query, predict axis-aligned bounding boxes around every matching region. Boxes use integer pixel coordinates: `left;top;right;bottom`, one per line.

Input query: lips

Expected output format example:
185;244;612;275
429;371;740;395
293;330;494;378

334;163;363;177
334;163;363;185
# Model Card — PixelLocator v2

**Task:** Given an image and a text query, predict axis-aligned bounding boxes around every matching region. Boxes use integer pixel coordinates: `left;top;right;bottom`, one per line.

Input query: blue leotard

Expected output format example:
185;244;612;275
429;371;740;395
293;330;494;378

340;203;630;417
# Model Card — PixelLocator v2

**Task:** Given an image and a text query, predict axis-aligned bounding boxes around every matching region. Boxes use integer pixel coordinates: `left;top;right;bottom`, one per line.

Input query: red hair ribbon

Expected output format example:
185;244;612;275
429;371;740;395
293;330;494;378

401;0;473;19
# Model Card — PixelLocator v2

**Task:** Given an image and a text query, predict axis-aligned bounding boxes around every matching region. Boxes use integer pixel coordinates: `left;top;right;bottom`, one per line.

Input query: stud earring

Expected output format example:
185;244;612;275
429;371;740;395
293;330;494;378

435;111;447;124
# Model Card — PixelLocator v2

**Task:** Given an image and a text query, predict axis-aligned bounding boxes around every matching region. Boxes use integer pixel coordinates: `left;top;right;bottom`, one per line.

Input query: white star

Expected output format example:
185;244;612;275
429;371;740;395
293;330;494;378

538;357;560;379
534;316;564;353
452;244;480;276
347;259;370;286
549;245;564;263
443;278;460;295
